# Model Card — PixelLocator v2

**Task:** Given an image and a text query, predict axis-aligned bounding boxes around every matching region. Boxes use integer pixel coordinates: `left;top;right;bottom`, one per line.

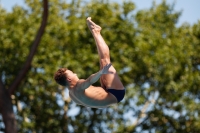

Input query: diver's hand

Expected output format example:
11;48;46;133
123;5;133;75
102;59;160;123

100;63;112;74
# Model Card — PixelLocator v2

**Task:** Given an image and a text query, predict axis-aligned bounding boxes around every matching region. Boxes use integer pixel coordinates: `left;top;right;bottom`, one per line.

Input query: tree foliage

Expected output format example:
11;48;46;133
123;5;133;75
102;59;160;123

0;0;200;133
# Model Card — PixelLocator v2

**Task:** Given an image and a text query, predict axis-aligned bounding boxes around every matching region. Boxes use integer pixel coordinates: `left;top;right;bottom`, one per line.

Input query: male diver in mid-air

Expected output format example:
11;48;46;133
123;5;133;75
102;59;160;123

54;17;125;108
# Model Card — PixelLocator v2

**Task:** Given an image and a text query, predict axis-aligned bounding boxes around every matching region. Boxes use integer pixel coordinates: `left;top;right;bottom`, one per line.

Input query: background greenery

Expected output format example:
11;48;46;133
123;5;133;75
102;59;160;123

0;0;200;132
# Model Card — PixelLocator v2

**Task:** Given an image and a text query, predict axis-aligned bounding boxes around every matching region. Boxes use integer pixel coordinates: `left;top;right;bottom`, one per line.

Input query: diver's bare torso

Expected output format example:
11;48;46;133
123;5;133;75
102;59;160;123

68;79;117;108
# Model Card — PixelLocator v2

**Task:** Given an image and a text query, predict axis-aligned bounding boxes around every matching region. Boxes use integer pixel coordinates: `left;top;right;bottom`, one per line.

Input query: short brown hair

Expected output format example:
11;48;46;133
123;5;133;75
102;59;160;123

54;68;68;86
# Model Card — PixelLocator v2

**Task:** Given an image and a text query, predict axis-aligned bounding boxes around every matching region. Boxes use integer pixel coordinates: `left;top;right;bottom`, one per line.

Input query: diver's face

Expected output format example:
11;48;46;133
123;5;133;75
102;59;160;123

65;70;78;79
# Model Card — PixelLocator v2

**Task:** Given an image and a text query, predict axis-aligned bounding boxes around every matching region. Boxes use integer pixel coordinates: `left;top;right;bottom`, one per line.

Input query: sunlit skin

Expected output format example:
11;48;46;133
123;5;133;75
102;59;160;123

64;17;124;108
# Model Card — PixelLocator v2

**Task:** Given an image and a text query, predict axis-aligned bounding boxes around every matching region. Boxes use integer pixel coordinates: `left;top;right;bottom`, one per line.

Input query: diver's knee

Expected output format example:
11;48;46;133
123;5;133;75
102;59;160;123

100;58;110;66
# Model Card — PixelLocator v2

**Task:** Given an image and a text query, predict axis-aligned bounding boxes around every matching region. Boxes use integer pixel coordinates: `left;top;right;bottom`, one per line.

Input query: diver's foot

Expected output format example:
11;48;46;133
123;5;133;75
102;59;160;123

87;17;102;34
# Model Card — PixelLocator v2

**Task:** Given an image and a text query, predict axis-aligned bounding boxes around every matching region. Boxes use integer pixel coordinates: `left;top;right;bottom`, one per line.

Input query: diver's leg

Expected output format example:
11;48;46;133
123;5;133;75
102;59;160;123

87;17;124;90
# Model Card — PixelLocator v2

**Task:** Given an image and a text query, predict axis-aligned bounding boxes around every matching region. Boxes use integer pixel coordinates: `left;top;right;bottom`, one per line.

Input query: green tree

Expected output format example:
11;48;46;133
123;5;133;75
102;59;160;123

123;1;200;133
1;0;200;133
0;0;48;132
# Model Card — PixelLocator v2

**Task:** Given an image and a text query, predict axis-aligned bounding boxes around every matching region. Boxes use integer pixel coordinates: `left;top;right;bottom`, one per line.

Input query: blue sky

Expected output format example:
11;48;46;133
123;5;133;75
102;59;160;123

131;0;200;26
1;0;200;26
